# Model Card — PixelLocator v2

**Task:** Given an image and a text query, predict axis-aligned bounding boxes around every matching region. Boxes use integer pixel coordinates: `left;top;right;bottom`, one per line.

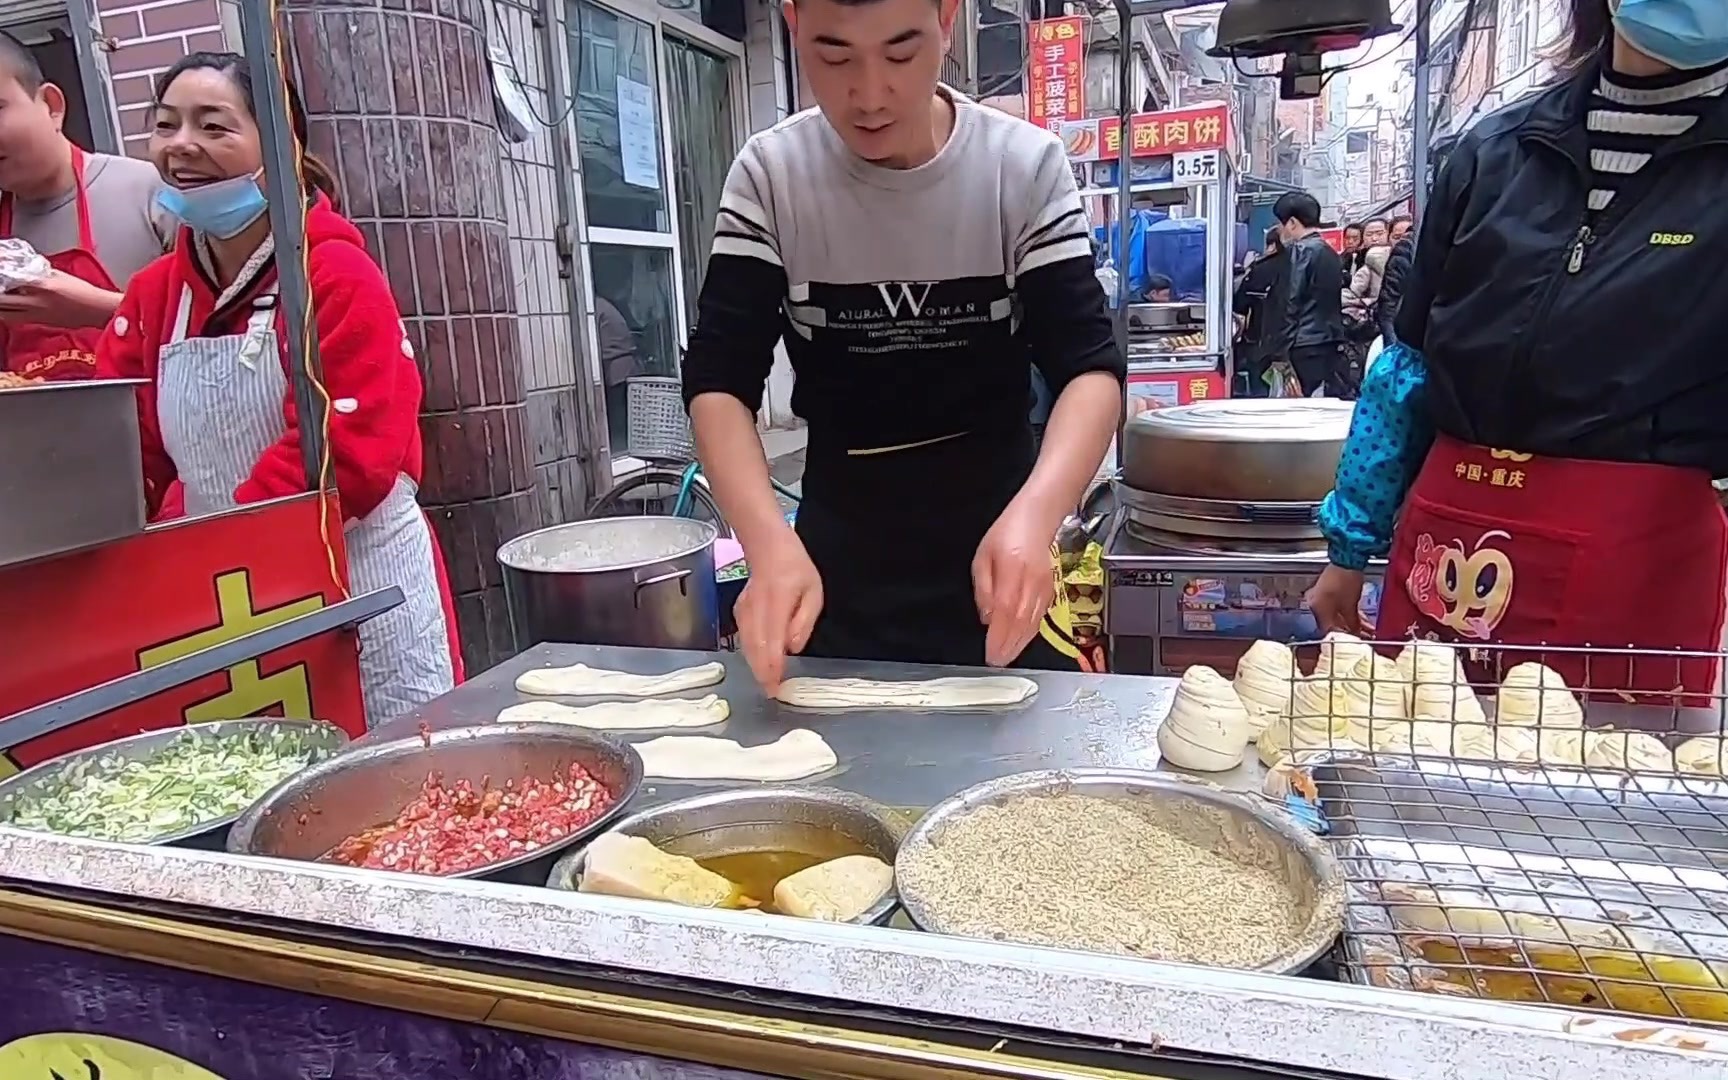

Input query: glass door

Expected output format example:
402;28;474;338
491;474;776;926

663;34;740;327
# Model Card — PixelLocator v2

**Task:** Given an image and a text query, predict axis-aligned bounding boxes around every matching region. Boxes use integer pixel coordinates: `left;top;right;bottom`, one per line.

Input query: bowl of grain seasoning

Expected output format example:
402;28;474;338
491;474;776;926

0;719;351;851
895;768;1345;973
227;722;643;885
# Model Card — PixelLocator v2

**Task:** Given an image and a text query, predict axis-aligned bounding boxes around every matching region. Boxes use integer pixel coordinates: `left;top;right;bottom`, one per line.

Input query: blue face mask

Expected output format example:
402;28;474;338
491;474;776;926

1614;0;1728;71
154;174;268;239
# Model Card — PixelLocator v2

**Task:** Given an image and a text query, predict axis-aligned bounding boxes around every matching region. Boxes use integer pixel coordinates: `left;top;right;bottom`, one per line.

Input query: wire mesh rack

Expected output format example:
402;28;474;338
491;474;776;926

1261;637;1728;1027
625;376;693;459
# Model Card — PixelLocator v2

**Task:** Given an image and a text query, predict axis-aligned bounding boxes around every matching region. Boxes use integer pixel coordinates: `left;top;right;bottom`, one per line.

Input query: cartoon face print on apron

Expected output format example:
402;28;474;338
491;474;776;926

0;146;121;381
153;280;454;724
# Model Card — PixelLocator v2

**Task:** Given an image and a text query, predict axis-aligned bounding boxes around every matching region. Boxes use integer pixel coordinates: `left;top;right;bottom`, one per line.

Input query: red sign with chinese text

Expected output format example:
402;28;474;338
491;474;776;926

1026;17;1085;131
1126;369;1229;415
1059;104;1231;162
0;494;366;775
1318;227;1347;253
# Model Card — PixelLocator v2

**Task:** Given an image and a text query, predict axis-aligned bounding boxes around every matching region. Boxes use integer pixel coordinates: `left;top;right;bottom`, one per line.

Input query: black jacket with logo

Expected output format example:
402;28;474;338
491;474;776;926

1266;233;1347;356
1397;57;1728;474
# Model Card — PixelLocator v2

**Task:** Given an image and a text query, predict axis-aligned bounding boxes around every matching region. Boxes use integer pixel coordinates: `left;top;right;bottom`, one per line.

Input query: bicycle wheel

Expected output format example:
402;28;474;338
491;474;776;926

587;469;731;536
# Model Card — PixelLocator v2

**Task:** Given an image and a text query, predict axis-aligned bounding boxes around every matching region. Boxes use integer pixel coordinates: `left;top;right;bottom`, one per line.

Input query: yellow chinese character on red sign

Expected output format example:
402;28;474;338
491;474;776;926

1490;467;1507;486
1508;470;1526;488
1039;23;1057;42
1188;379;1210;400
1053;20;1078;39
1164;119;1191;147
1104;124;1121;154
1466;463;1484;482
1131;123;1159;152
1193;112;1223;147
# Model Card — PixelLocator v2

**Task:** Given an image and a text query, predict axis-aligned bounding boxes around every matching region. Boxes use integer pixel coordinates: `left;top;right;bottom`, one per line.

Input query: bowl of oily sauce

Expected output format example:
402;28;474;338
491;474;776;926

547;786;906;924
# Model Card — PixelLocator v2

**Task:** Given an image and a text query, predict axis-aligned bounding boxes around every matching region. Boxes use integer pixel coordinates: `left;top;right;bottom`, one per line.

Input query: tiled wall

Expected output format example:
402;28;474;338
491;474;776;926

94;0;228;156
491;0;609;526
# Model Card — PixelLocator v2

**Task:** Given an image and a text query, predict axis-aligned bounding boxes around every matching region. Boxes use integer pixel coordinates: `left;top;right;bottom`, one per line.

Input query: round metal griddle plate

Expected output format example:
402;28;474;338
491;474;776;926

1123;398;1354;503
1114;481;1323;543
1122;518;1330;558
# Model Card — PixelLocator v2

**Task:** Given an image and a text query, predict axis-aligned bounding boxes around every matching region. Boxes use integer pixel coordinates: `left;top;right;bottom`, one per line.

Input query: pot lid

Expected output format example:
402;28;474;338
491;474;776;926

1126;398;1354;444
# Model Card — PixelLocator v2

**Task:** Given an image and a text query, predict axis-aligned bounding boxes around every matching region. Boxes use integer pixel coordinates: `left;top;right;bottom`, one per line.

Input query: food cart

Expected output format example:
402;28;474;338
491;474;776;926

3;643;1728;1080
1059;102;1236;414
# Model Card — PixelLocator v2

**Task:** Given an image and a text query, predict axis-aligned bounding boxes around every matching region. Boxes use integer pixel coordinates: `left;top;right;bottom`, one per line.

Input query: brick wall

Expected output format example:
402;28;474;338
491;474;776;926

93;0;231;157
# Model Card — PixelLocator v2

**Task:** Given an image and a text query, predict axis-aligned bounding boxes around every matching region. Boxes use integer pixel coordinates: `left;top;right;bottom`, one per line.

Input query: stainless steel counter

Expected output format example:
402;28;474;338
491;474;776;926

374;643;1263;809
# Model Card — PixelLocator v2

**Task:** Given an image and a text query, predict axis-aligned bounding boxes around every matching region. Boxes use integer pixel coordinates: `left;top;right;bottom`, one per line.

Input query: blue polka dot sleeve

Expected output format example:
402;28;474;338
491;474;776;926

1317;342;1434;571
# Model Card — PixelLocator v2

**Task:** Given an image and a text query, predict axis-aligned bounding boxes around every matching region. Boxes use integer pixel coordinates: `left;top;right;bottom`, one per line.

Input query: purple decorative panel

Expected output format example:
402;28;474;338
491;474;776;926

0;933;778;1080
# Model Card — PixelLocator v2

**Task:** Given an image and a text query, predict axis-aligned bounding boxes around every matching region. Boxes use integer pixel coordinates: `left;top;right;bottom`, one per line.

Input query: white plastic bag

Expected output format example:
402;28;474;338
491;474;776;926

1363;335;1386;378
1263;360;1303;399
0;238;51;293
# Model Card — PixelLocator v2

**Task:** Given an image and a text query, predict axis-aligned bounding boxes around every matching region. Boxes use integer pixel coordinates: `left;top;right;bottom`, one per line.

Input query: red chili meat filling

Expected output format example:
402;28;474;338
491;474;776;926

323;763;615;876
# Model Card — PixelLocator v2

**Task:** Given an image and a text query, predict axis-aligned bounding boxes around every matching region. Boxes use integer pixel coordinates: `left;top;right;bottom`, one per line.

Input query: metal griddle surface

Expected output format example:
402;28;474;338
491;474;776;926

372;644;1262;810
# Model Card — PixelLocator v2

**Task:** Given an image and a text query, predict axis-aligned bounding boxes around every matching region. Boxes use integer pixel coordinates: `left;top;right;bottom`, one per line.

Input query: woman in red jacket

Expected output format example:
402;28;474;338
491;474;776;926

98;51;461;722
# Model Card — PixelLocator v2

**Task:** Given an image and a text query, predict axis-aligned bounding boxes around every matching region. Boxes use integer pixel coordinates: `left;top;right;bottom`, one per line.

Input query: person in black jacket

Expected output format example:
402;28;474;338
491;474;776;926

1308;0;1728;703
1232;227;1285;396
1265;191;1349;397
1374;232;1413;345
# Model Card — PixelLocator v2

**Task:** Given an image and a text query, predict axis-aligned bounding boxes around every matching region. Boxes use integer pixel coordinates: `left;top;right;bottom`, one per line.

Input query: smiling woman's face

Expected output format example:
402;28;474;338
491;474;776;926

149;66;261;189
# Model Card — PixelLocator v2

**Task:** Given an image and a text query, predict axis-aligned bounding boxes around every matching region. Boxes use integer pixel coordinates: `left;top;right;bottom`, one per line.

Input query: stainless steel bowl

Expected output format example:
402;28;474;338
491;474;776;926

0;719;349;850
227;722;643;884
547;786;906;925
896;768;1346;973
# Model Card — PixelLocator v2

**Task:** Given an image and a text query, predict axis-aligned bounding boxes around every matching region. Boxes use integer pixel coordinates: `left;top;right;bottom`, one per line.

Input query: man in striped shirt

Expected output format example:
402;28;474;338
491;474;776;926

680;0;1125;686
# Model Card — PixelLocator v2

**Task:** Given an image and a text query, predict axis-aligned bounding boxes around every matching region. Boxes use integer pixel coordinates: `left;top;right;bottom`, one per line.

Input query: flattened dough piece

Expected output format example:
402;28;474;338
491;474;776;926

498;694;729;730
775;675;1037;710
634;729;838;781
515;660;725;698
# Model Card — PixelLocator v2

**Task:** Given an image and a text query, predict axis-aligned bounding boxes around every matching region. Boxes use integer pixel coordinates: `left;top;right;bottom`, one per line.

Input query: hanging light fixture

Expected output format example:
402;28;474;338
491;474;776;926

1209;0;1401;99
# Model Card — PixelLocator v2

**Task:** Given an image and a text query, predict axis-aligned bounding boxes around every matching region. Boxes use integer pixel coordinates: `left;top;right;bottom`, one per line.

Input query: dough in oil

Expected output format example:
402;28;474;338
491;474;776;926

498;694;729;730
516;661;725;698
1675;736;1728;777
774;675;1037;710
1399;642;1489;727
1583;730;1674;773
1495;662;1584;729
1158;666;1252;771
1311;631;1373;680
1232;640;1297;740
633;729;838;781
772;854;894;922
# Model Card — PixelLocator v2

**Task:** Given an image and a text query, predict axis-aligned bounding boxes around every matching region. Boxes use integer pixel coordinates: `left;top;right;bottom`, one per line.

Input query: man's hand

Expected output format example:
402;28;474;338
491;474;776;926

735;530;824;694
0;271;122;329
973;496;1060;667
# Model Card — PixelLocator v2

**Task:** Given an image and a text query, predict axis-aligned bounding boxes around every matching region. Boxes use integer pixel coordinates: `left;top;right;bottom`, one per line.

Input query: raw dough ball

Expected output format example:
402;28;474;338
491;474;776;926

1411;720;1496;761
1400;642;1489;727
579;834;755;909
1233;640;1298;741
1495;663;1584;729
1342;653;1411;750
1312;631;1373;680
1159;666;1253;771
1583;731;1674;773
771;854;894;922
1494;726;1541;766
1675;736;1728;777
1537;729;1587;768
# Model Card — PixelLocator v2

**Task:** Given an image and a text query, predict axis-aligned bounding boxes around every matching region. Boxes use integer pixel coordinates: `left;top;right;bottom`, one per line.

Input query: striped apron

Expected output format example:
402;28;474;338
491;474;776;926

154;280;455;725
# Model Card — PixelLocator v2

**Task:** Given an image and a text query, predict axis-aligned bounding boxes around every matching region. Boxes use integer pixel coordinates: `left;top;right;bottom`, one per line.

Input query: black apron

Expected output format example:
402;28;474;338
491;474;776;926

795;425;1080;671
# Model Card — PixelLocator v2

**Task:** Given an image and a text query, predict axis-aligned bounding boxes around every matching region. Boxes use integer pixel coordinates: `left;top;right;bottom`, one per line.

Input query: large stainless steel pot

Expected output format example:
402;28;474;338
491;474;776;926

498;516;720;651
1122;398;1354;503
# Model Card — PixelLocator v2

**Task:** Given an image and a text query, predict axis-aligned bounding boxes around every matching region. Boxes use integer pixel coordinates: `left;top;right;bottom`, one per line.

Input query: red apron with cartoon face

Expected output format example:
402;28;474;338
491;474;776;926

1375;434;1728;703
0;147;117;382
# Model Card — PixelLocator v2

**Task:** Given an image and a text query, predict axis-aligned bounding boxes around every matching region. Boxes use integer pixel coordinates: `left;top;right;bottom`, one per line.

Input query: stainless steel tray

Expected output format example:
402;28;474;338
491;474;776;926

0;718;349;849
896;768;1345;974
0;378;147;568
1312;755;1728;1024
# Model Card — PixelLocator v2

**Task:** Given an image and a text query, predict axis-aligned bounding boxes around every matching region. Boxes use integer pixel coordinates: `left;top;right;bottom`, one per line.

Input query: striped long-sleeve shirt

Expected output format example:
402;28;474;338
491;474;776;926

1586;58;1728;214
